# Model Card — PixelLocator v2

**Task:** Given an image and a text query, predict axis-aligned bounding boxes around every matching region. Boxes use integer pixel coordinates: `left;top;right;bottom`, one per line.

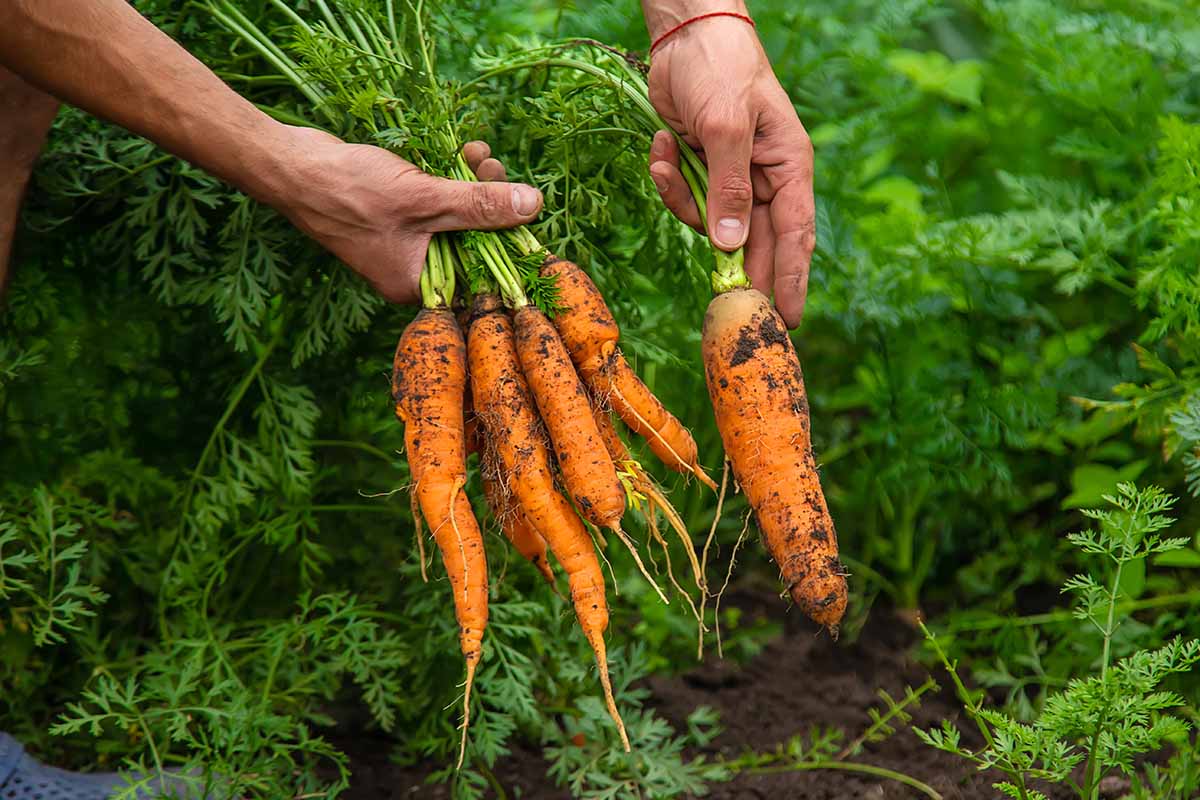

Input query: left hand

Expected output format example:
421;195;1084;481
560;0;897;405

645;12;816;328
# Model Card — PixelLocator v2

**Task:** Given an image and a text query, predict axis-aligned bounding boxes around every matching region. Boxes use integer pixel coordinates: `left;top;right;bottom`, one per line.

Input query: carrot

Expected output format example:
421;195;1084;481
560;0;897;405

467;294;629;750
541;257;716;490
701;288;848;633
391;308;488;767
512;304;625;531
480;454;557;587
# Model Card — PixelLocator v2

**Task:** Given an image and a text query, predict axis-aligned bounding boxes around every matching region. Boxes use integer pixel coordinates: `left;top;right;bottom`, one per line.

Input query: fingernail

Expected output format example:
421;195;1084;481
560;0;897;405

716;217;745;247
652;133;666;156
512;185;539;216
651;173;668;192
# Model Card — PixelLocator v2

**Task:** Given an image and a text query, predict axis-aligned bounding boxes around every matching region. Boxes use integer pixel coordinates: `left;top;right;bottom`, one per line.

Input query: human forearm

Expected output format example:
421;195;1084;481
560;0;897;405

0;0;300;210
641;0;749;39
0;64;59;294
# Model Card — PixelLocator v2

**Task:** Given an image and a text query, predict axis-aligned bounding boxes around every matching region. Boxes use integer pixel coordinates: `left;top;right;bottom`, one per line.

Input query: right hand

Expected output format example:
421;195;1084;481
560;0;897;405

643;5;817;328
274;128;541;306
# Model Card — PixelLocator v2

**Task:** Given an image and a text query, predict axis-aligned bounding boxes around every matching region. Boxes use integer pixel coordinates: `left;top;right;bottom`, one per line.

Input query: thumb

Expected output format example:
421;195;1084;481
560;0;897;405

700;116;755;250
426;175;543;232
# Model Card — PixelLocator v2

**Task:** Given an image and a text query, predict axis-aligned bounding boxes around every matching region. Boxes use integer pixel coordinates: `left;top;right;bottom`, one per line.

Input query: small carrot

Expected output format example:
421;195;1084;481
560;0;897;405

512;304;626;531
592;399;705;618
480;451;557;587
467;294;629;750
540;257;715;490
391;308;488;766
702;288;848;633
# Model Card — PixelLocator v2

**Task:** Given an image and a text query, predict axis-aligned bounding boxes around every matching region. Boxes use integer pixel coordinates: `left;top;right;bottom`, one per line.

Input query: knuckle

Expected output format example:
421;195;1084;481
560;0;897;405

470;186;501;219
718;173;754;205
697;103;751;143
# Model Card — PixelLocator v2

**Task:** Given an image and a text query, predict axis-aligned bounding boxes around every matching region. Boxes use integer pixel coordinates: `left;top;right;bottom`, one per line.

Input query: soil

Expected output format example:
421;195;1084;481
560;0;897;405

328;587;1091;799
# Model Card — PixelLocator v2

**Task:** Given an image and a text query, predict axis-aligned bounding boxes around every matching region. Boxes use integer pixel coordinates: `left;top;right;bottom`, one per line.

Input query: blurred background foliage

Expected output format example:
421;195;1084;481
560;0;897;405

2;0;1199;796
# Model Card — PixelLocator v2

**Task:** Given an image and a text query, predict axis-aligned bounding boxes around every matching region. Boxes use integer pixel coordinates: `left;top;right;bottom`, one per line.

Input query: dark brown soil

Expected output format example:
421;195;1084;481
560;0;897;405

329;588;1083;799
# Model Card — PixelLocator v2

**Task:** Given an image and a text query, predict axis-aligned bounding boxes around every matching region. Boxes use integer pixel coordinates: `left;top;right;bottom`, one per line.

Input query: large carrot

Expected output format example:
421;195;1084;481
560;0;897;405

467;294;629;750
541;257;716;490
702;288;848;632
391;307;488;766
512;304;626;531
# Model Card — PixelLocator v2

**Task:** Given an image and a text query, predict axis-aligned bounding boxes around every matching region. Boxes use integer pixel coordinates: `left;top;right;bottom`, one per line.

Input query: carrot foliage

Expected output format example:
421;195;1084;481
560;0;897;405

4;0;1200;797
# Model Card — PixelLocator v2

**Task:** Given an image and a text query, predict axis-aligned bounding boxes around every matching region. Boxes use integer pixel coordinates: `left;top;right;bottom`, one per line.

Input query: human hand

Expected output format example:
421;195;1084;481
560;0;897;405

643;5;815;327
273;127;541;305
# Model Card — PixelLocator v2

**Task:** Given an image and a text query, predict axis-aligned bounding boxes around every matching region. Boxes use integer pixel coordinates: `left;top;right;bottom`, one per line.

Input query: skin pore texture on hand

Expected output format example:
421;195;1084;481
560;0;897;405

641;0;817;328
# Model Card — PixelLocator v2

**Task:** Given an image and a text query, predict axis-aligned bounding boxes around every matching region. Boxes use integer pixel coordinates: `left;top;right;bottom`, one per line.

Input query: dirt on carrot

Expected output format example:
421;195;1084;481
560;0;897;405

540;257;715;490
701;288;848;633
467;294;629;750
513;303;625;531
391;308;488;766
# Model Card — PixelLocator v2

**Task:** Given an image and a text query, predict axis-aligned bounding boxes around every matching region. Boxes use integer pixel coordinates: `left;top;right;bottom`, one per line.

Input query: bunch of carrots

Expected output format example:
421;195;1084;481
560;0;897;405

209;0;847;766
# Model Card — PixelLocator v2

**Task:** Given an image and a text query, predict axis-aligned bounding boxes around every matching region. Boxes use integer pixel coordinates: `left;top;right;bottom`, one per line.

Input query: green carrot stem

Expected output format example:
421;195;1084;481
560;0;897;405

471;45;750;293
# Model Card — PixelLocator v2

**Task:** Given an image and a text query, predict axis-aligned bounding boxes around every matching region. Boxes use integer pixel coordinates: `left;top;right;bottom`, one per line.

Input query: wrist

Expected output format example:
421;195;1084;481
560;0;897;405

642;0;749;40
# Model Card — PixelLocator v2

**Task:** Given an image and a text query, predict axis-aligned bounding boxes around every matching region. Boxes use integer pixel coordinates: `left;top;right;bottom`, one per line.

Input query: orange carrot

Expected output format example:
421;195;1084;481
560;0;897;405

480;453;556;587
701;288;848;633
391;308;488;766
512;304;625;531
541;257;715;490
467;294;629;750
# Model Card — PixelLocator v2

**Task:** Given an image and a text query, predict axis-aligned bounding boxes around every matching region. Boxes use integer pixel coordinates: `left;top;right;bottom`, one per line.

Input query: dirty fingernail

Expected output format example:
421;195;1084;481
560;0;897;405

716;217;745;247
651;173;668;192
512;185;540;216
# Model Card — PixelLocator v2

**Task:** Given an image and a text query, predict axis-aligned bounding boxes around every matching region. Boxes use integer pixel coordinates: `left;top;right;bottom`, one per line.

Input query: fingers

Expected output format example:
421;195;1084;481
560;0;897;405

743;204;775;295
425;173;543;232
476;157;507;182
696;112;756;251
648;130;702;230
769;179;816;328
462;141;508;182
462;140;490;171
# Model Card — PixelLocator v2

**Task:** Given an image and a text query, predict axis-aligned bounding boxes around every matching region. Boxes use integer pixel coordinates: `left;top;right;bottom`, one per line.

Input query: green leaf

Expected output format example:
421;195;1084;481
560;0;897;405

1062;461;1149;509
1154;548;1200;568
887;49;983;107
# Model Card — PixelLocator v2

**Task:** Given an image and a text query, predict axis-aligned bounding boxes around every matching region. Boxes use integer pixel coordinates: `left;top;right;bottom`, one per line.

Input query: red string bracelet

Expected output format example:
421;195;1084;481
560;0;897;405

650;11;756;54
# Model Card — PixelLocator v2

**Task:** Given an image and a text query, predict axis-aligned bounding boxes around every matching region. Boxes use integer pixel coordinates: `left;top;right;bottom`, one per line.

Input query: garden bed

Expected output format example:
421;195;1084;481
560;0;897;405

329;589;1084;799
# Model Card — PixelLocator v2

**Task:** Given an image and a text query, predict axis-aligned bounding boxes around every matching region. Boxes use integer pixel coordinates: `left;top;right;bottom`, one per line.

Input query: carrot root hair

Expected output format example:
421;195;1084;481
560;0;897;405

456;659;477;770
411;484;429;583
588;632;631;752
611;522;669;605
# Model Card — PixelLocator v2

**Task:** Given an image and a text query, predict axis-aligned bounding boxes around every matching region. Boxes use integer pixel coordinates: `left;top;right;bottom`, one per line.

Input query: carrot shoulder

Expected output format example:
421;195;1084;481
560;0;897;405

391;308;488;765
701;288;848;633
467;295;629;750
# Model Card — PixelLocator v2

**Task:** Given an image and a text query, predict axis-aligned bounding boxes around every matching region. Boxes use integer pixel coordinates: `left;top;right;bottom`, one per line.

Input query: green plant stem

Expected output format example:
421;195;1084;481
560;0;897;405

1083;558;1125;800
470;45;750;293
943;589;1200;632
312;439;396;463
741;761;942;799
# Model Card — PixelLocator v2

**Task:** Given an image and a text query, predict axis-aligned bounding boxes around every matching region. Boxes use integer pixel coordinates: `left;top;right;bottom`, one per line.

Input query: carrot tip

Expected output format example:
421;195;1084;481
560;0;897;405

589;633;631;752
456;660;477;770
695;467;719;492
